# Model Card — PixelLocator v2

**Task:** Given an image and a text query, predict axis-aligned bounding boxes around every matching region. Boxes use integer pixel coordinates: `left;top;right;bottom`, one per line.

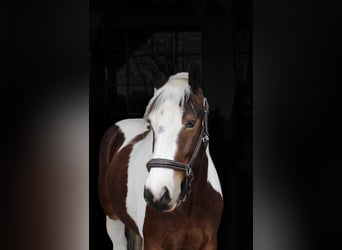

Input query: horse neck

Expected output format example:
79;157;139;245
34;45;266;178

193;146;208;184
181;145;209;212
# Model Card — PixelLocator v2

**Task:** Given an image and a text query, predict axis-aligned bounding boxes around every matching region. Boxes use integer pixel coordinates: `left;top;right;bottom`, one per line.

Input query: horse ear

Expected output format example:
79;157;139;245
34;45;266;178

188;60;203;93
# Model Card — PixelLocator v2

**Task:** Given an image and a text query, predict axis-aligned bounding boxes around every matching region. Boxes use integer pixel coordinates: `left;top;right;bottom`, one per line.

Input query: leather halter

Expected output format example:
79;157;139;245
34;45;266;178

146;97;210;205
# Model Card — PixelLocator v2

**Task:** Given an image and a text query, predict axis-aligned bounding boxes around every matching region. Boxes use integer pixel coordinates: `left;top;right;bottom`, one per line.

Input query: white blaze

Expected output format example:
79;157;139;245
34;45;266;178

144;74;190;204
144;99;184;204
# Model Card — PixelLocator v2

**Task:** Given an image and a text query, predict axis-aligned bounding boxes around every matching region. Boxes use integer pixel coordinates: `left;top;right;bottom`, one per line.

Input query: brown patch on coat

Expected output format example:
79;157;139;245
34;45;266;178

98;125;125;218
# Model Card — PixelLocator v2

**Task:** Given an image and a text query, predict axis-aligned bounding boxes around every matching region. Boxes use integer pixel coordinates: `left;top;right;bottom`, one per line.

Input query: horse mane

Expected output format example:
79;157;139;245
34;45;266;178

144;72;191;117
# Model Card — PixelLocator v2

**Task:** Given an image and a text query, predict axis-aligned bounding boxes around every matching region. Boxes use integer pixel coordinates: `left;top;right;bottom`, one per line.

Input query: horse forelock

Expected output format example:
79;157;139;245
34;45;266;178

144;74;191;118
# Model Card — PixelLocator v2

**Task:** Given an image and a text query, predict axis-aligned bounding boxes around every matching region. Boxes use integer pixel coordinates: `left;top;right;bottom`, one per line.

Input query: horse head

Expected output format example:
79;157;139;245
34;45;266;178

143;63;209;212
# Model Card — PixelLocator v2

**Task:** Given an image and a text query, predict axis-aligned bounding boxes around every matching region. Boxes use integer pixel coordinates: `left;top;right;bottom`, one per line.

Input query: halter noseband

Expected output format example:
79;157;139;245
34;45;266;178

146;97;210;205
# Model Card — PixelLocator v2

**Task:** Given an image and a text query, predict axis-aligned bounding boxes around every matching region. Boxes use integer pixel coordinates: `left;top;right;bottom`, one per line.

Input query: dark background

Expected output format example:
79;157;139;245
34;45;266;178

90;0;252;249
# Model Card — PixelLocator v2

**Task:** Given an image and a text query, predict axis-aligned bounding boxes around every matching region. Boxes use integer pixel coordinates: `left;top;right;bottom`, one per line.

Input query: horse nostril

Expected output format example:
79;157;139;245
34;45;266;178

144;187;154;203
159;186;171;205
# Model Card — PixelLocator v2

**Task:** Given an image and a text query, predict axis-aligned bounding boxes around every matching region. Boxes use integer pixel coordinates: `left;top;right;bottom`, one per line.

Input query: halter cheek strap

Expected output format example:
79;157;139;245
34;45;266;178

146;97;209;205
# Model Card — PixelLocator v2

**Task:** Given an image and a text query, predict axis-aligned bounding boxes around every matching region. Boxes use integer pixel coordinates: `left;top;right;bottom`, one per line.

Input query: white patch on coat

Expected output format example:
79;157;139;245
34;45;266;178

115;118;152;238
206;147;223;197
116;119;149;152
106;216;127;250
124;122;153;238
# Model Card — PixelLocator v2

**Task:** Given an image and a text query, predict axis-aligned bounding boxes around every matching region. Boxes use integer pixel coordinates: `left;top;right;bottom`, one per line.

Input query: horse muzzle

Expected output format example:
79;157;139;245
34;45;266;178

144;186;176;212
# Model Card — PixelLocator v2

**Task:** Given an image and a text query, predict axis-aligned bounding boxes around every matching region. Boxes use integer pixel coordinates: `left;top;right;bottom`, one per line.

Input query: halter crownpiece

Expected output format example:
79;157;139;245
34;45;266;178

146;97;210;205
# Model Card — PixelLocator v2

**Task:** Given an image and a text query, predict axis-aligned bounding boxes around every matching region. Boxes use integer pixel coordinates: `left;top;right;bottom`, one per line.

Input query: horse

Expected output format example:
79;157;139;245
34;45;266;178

98;69;223;250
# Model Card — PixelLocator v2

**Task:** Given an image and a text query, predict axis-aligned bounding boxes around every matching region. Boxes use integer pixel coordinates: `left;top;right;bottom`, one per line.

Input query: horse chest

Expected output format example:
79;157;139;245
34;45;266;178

143;223;214;250
143;206;219;249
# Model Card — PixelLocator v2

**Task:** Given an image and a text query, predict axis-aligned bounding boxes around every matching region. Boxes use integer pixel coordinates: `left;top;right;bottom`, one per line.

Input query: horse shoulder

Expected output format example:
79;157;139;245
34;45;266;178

98;119;148;217
124;124;153;237
98;124;125;217
105;118;152;237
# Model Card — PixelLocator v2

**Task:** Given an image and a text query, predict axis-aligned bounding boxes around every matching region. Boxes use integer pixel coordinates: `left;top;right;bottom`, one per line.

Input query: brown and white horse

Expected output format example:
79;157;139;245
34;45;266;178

99;71;223;250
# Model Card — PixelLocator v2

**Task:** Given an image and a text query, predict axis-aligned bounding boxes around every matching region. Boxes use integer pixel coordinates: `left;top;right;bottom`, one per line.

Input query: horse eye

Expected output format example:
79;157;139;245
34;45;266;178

185;120;196;128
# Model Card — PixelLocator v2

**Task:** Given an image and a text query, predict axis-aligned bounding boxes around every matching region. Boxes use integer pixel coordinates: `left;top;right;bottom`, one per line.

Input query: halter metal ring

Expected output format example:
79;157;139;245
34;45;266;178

186;166;193;178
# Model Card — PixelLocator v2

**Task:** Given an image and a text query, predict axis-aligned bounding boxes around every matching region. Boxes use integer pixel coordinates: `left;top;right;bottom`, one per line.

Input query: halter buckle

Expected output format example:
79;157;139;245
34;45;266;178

202;134;209;143
186;166;193;178
178;167;194;205
203;97;209;112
